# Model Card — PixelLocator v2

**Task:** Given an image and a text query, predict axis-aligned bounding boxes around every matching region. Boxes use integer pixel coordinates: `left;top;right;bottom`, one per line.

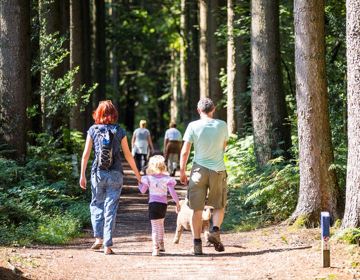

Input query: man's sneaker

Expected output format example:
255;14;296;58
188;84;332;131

208;231;225;252
152;246;160;256
193;241;203;255
159;241;165;252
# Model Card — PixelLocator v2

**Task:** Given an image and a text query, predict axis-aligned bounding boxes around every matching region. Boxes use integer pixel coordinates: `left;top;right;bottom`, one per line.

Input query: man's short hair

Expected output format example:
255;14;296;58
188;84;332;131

197;98;215;113
169;121;176;128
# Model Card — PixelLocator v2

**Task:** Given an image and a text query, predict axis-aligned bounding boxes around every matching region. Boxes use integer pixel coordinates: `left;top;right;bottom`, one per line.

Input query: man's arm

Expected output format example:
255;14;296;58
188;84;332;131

179;141;192;185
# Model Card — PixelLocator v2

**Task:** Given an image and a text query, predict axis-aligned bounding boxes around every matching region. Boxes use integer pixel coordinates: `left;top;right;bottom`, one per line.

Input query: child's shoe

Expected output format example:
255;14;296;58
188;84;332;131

159;241;165;252
152;246;160;256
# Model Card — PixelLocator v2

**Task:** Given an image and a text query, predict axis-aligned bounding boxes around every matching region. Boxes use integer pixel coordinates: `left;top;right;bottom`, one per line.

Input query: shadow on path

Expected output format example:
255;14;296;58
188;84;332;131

0;267;31;280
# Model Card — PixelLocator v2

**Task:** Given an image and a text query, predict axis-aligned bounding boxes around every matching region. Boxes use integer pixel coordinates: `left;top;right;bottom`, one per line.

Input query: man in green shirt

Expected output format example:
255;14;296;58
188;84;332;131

180;98;229;255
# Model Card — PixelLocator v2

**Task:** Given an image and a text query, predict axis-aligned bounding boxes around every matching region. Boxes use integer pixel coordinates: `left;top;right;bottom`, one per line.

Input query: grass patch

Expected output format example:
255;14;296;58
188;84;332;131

35;213;83;245
334;227;360;245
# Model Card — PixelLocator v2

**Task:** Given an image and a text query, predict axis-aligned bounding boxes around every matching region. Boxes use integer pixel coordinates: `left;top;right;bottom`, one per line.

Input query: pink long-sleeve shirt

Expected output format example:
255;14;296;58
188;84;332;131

138;174;179;204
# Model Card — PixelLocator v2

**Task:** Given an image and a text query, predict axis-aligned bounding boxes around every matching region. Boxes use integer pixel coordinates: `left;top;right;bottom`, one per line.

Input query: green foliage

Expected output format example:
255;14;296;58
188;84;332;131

335;228;360;245
30;12;95;127
27;130;85;187
108;1;181;135
0;130;89;246
35;212;83;245
325;0;347;196
315;275;338;280
291;214;312;229
223;136;299;231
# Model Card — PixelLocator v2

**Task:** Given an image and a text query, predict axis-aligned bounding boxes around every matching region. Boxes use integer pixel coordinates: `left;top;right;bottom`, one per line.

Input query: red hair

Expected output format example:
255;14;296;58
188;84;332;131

92;100;118;124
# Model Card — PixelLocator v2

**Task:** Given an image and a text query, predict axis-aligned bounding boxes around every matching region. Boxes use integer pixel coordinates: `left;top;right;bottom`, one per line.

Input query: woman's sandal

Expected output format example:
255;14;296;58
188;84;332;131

90;242;103;250
104;248;115;255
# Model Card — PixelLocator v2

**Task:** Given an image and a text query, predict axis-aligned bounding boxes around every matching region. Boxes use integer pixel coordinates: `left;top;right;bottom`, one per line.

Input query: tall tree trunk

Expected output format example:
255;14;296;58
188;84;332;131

251;0;291;166
124;86;135;132
290;0;338;225
69;0;85;131
342;0;360;229
0;0;31;160
82;0;93;128
186;0;199;121
209;0;226;120
227;0;236;134
110;0;120;108
93;0;106;105
234;0;250;138
179;0;188;123
170;52;179;123
199;0;209;99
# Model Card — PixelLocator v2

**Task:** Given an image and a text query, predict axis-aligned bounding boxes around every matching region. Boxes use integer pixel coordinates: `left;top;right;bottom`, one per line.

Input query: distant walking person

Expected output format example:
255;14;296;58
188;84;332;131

138;155;180;256
132;120;154;174
163;122;182;176
179;98;229;255
79;100;141;255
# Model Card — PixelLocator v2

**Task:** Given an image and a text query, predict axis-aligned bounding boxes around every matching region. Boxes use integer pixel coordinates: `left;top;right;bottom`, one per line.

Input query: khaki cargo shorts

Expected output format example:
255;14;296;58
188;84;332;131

187;163;227;211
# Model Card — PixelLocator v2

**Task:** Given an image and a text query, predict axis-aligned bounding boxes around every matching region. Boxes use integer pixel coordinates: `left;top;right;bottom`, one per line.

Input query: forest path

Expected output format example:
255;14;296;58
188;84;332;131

0;162;358;280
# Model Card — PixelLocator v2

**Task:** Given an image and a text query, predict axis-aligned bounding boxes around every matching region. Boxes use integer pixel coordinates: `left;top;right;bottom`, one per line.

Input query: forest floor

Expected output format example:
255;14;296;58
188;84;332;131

0;164;360;280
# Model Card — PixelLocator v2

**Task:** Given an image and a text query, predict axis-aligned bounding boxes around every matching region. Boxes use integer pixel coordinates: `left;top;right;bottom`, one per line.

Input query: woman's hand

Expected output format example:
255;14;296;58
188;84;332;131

136;174;141;184
79;175;87;190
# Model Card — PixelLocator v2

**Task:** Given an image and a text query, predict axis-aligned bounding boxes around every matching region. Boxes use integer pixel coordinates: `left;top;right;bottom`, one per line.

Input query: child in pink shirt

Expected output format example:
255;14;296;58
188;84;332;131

139;155;180;256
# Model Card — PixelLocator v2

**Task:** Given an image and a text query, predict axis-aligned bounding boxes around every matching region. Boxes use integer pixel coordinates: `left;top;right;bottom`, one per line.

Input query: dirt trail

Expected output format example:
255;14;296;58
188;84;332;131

0;164;359;280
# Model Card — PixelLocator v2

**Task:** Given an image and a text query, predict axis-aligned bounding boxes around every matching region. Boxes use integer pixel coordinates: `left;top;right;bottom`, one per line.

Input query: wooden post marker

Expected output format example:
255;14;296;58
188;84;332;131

321;212;330;267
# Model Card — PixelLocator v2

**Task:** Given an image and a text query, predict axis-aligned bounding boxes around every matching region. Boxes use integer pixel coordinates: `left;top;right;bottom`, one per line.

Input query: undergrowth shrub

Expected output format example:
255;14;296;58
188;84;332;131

223;136;299;231
334;228;360;245
0;130;90;246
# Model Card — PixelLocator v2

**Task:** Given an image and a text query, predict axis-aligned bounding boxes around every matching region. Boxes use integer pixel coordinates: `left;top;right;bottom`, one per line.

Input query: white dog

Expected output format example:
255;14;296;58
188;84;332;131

173;199;212;244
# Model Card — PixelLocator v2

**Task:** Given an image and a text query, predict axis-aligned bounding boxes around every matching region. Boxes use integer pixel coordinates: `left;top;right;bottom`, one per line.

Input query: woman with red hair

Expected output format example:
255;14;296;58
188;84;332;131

79;100;141;255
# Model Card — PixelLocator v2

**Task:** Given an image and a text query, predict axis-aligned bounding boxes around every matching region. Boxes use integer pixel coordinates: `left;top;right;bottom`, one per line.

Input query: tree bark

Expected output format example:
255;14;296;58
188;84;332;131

93;0;106;105
234;0;250;138
199;0;209;99
0;0;31;160
170;51;179;123
342;0;360;228
290;0;338;225
82;0;93;128
179;0;187;123
110;0;120;105
251;0;291;166
227;0;236;134
69;0;85;131
186;0;199;121
209;0;226;120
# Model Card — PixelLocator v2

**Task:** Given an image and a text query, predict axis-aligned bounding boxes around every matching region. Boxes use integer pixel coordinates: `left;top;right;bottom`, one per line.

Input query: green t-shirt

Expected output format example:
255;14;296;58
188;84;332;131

183;118;229;171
